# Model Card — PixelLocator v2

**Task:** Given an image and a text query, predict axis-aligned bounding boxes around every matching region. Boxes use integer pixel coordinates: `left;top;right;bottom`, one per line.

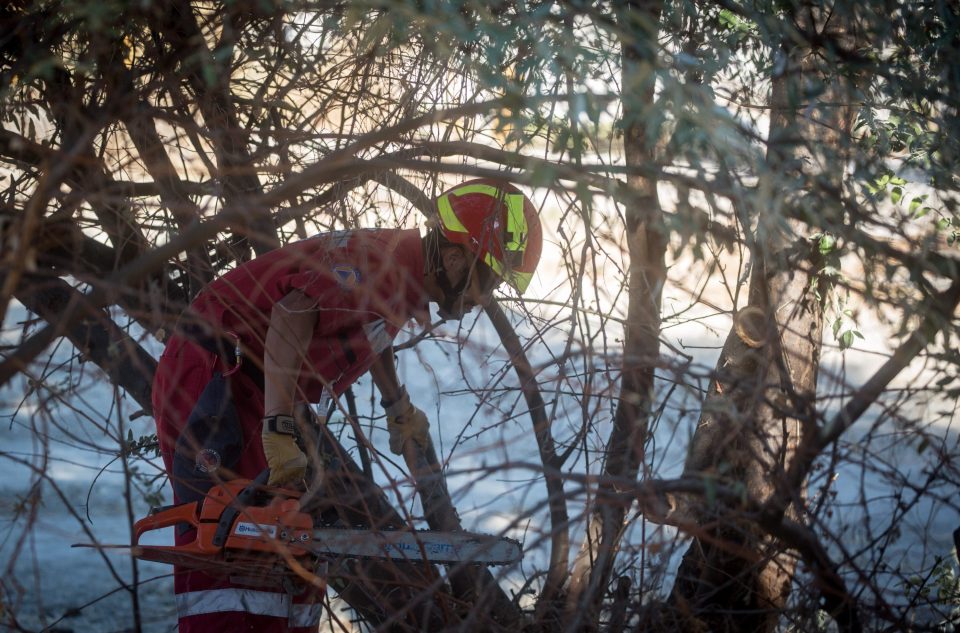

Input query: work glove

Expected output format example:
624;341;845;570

261;414;308;486
382;388;430;455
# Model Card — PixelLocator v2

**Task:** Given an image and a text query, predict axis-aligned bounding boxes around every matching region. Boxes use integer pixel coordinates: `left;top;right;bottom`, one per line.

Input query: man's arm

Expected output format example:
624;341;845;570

369;346;403;405
369;346;431;456
264;289;318;415
261;290;318;485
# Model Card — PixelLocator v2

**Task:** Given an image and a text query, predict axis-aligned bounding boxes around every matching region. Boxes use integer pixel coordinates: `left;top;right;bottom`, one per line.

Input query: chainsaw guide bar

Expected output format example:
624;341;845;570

74;478;521;586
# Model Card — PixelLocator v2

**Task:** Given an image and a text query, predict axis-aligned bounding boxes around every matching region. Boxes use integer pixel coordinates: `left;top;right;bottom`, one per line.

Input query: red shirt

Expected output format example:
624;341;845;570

180;228;427;399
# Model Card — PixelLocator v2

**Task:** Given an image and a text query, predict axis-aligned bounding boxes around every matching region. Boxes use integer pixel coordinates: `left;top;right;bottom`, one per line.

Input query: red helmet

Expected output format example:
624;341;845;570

434;178;542;294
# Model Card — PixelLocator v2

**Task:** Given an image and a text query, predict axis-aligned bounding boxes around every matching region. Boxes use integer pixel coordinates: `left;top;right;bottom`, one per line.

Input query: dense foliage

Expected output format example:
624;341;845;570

1;1;958;631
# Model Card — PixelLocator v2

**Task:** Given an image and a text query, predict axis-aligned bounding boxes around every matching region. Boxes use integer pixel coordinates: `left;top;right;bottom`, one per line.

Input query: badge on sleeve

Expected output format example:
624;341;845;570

332;264;361;290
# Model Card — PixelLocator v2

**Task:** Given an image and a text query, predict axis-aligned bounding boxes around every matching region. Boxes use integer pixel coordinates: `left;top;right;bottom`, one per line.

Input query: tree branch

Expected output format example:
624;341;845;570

485;299;569;619
13;275;157;414
770;276;960;519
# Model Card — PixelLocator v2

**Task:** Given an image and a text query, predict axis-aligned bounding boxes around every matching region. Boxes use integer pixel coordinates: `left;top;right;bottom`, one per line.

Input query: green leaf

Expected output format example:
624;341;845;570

818;234;837;255
213;44;234;64
718;9;742;30
839;330;855;350
910;196;927;216
201;61;216;88
891;186;903;204
703;477;717;507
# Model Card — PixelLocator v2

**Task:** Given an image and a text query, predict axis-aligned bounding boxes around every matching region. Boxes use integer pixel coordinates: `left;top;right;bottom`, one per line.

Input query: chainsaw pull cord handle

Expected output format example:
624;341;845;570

220;331;243;377
133;501;202;545
212;468;270;547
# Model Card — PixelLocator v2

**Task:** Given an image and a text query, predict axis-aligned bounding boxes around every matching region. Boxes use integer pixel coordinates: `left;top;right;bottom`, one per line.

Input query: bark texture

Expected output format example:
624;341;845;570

666;5;857;631
565;0;665;628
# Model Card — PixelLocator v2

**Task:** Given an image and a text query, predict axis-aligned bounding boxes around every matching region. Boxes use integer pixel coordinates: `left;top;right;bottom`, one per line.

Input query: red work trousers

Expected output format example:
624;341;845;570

152;337;323;633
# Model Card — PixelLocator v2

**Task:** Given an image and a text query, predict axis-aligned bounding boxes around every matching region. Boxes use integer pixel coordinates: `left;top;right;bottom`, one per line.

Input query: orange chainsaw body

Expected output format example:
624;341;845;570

132;479;314;577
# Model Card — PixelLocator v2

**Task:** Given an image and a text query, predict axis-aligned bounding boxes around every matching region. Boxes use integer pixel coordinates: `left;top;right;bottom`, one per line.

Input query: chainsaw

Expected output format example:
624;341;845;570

75;476;521;589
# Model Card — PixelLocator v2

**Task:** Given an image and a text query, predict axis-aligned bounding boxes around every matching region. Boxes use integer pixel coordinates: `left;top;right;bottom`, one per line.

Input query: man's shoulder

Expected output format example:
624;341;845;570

261;228;422;286
295;227;421;257
296;227;415;246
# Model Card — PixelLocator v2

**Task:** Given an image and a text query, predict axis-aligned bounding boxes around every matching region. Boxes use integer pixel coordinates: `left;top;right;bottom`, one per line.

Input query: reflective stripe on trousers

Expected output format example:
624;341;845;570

176;589;323;628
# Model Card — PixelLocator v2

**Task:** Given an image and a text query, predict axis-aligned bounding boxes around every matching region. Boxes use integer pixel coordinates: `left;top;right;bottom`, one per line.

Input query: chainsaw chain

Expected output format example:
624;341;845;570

292;521;522;567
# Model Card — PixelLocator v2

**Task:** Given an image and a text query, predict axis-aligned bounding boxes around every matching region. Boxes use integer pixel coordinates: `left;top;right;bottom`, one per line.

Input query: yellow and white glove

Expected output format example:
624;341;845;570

262;414;308;486
382;388;430;455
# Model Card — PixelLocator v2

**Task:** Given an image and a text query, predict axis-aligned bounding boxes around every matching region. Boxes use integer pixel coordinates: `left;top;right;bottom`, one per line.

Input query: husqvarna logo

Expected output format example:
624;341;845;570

235;522;276;539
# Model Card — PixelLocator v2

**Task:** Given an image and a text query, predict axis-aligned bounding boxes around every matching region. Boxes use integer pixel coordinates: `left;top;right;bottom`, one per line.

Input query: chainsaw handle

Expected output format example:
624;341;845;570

133;502;200;545
212;469;270;547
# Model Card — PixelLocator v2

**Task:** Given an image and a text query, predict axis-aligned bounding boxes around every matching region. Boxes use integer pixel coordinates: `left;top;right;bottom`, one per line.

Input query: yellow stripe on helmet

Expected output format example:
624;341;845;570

452;183;500;197
485;253;533;293
437;193;469;234
504;193;527;251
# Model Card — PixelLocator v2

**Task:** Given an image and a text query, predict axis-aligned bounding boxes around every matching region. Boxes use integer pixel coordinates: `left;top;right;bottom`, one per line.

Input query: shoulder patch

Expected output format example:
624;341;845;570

332;264;361;290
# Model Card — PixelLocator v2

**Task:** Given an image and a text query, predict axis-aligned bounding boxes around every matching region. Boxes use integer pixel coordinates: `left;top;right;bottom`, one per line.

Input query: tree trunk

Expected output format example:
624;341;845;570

667;4;856;631
565;1;665;629
668;244;824;632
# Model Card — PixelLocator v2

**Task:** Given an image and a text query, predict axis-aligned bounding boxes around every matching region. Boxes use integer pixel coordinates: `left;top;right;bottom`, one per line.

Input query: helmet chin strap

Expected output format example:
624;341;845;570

425;228;470;319
436;269;469;319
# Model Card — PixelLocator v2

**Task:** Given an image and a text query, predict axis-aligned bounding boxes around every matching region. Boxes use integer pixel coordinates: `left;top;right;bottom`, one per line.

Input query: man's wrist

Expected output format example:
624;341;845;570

380;387;408;414
263;414;297;435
